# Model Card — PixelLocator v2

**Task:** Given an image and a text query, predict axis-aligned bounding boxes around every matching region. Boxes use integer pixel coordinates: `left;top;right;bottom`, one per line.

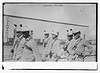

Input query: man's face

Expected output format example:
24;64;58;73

67;36;71;41
67;34;73;41
22;31;30;39
73;34;80;40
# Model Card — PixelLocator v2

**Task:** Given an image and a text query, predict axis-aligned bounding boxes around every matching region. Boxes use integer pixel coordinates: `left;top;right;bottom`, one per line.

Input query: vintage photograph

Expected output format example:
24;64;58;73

3;3;97;62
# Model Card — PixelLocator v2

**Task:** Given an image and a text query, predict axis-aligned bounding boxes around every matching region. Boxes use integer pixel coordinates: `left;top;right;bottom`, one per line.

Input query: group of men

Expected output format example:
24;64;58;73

42;29;92;61
11;24;42;61
62;29;92;61
10;24;92;62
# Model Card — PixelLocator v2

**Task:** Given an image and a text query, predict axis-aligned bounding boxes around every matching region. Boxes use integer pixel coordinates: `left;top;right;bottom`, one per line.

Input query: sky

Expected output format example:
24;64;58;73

4;4;96;40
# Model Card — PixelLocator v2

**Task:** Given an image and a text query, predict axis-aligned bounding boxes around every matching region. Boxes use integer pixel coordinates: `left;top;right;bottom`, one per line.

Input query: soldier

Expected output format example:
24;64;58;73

11;24;25;60
11;24;19;54
63;29;76;61
42;37;53;61
16;28;42;62
43;30;50;48
43;30;61;61
13;32;25;60
63;29;74;51
73;31;92;61
50;30;61;61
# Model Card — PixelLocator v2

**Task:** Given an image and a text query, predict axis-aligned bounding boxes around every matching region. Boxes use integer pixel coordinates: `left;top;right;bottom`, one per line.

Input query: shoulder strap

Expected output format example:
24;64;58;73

51;39;58;49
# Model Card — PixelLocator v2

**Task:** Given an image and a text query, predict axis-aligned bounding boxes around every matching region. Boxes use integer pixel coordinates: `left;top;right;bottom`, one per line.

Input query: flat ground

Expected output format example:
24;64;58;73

3;44;96;62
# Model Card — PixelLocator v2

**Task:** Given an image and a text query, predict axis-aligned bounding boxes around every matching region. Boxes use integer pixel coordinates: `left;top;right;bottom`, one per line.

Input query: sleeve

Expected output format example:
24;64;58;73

52;40;61;56
12;38;18;50
83;40;92;49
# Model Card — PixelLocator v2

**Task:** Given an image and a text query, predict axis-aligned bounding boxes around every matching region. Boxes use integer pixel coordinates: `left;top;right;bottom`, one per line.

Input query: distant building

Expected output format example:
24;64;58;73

3;15;89;43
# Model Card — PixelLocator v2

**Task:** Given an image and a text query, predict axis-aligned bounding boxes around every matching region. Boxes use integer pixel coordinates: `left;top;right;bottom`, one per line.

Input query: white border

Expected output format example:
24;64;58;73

2;62;97;70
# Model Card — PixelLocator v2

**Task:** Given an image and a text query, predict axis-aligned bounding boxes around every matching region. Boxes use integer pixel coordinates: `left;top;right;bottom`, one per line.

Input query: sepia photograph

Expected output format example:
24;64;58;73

2;2;97;64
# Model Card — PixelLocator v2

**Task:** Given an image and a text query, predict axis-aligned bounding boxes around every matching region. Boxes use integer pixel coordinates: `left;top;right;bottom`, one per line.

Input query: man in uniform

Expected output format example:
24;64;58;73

11;24;26;60
62;29;76;61
43;30;50;48
11;24;20;54
16;27;42;62
43;30;61;61
63;29;74;52
73;31;92;61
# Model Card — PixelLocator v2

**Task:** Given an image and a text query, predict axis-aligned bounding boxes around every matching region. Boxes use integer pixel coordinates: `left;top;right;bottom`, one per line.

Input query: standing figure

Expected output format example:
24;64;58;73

13;32;25;60
43;30;50;48
17;30;42;62
11;24;26;60
43;30;61;61
73;31;92;61
63;29;76;61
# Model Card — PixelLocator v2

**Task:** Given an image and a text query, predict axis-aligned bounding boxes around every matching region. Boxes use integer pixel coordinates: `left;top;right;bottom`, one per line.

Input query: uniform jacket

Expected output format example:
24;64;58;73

13;35;26;60
21;38;42;61
44;38;61;56
75;37;92;55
